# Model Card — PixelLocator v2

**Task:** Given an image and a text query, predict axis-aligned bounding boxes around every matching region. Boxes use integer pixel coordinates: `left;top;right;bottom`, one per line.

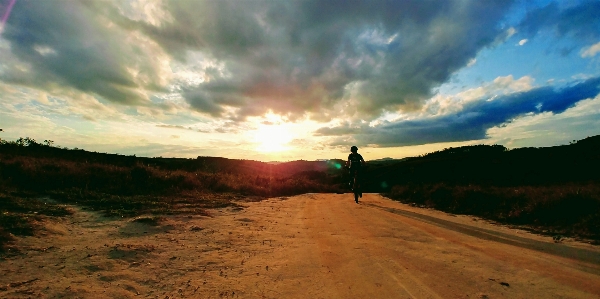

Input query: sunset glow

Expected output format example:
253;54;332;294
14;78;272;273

253;124;294;153
0;0;599;161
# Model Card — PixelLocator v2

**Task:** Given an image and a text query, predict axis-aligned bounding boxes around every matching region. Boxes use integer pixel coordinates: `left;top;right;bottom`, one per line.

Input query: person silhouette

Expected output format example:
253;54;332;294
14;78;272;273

346;146;366;201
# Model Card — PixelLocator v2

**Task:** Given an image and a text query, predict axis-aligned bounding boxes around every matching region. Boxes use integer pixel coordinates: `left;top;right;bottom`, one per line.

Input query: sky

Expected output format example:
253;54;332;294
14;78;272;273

0;0;599;162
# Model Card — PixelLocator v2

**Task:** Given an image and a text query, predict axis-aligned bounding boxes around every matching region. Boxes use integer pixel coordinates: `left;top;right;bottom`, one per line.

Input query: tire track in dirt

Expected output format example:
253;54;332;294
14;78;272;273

298;193;600;298
2;193;599;298
363;202;600;266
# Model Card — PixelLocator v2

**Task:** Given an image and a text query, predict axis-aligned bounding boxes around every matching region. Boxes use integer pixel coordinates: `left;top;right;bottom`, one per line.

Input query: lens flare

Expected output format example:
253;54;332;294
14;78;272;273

0;0;16;35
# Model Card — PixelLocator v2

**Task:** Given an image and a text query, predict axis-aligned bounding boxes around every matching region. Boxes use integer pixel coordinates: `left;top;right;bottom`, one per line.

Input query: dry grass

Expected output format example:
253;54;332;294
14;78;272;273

0;153;340;197
385;183;600;240
0;142;343;252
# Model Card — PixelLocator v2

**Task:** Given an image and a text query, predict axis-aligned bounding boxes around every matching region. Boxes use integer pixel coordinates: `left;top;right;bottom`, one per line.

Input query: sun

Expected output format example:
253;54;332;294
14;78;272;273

253;124;294;152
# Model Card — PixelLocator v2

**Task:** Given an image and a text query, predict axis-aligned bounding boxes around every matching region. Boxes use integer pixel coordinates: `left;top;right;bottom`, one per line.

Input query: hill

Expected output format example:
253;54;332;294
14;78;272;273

1;135;600;248
0;138;346;251
363;135;600;191
363;135;600;241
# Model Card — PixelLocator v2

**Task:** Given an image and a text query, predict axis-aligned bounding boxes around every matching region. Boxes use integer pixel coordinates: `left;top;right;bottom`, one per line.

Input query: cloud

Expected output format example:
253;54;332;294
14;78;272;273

420;75;534;117
1;0;170;105
156;124;193;130
518;39;528;46
466;58;477;67
315;122;363;137
36;92;50;105
112;0;516;121
5;0;596;129
506;27;517;38
316;76;600;147
156;124;211;133
487;94;600;148
581;41;600;58
518;1;600;42
0;81;124;124
157;119;246;134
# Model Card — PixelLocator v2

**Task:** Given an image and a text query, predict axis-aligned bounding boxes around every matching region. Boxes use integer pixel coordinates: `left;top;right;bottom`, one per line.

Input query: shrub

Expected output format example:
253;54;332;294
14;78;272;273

385;183;600;239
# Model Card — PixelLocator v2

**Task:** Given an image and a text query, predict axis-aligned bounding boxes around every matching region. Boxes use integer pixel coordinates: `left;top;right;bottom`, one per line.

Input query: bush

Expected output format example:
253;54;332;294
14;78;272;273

385;183;600;239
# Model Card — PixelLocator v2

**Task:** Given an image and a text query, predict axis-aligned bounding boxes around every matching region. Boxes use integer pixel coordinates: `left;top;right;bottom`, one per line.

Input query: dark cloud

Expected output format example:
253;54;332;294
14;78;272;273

5;0;596;127
518;1;600;42
124;0;515;120
319;76;600;147
1;0;166;105
314;122;364;136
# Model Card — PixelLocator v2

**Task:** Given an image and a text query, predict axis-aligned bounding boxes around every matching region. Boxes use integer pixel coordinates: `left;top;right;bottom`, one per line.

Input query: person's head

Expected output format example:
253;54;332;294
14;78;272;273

350;146;358;153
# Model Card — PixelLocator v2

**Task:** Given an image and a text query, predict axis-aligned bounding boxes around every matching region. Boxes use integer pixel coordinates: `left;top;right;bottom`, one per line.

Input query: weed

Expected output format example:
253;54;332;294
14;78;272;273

385;183;600;240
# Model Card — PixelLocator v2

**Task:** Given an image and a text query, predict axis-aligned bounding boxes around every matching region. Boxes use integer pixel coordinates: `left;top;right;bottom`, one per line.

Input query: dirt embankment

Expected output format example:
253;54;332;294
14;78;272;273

1;194;599;298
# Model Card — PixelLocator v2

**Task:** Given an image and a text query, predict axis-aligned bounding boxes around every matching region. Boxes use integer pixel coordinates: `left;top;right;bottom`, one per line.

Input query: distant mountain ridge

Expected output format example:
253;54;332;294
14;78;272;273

2;135;599;188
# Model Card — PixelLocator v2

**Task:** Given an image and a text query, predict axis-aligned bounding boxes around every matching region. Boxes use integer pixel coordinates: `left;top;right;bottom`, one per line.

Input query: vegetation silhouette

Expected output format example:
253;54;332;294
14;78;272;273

0;137;345;252
363;136;600;241
1;135;600;252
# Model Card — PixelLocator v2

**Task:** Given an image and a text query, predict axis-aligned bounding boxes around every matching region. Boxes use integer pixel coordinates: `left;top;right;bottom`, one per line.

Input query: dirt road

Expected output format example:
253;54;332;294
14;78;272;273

2;193;600;298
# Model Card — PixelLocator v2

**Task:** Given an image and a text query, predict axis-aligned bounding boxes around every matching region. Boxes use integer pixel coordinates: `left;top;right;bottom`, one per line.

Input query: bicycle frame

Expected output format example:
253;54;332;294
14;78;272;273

351;169;362;203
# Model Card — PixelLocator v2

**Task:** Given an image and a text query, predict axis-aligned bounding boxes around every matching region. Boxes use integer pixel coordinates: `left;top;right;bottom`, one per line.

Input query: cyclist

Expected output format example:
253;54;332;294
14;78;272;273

346;146;366;197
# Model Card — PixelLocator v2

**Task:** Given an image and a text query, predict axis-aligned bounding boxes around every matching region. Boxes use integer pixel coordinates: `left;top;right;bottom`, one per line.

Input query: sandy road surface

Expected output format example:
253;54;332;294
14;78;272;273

1;193;600;298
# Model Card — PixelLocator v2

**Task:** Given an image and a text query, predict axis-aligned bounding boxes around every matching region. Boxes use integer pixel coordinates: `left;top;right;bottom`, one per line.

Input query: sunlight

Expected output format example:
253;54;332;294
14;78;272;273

253;124;294;152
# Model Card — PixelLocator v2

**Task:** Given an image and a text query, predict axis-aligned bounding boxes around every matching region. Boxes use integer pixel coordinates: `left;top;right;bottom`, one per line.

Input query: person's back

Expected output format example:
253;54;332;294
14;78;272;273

347;145;365;184
348;152;363;170
347;145;365;168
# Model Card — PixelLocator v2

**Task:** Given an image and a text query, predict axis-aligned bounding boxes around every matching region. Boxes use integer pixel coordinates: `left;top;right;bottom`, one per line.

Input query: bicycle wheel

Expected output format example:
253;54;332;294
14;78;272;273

353;176;359;203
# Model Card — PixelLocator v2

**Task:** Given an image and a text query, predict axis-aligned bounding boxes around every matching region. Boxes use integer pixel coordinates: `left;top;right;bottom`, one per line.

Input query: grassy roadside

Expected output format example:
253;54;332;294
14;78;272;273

383;183;600;242
3;136;600;251
0;191;72;253
0;140;344;252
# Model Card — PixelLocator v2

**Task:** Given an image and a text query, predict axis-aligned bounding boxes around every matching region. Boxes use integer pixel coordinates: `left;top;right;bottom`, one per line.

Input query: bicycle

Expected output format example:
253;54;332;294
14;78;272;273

349;167;363;204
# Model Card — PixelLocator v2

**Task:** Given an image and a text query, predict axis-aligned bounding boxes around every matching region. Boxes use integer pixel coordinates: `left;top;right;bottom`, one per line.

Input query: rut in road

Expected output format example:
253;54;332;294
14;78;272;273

286;193;600;298
363;201;600;266
2;193;599;298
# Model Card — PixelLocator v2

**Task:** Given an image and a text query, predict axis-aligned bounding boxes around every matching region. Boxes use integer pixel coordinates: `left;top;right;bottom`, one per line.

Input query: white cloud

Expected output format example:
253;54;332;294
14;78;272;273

506;27;517;38
421;75;535;117
581;41;600;58
492;75;534;92
487;94;600;148
36;92;50;105
518;39;528;46
33;45;57;56
113;0;173;27
466;58;477;67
